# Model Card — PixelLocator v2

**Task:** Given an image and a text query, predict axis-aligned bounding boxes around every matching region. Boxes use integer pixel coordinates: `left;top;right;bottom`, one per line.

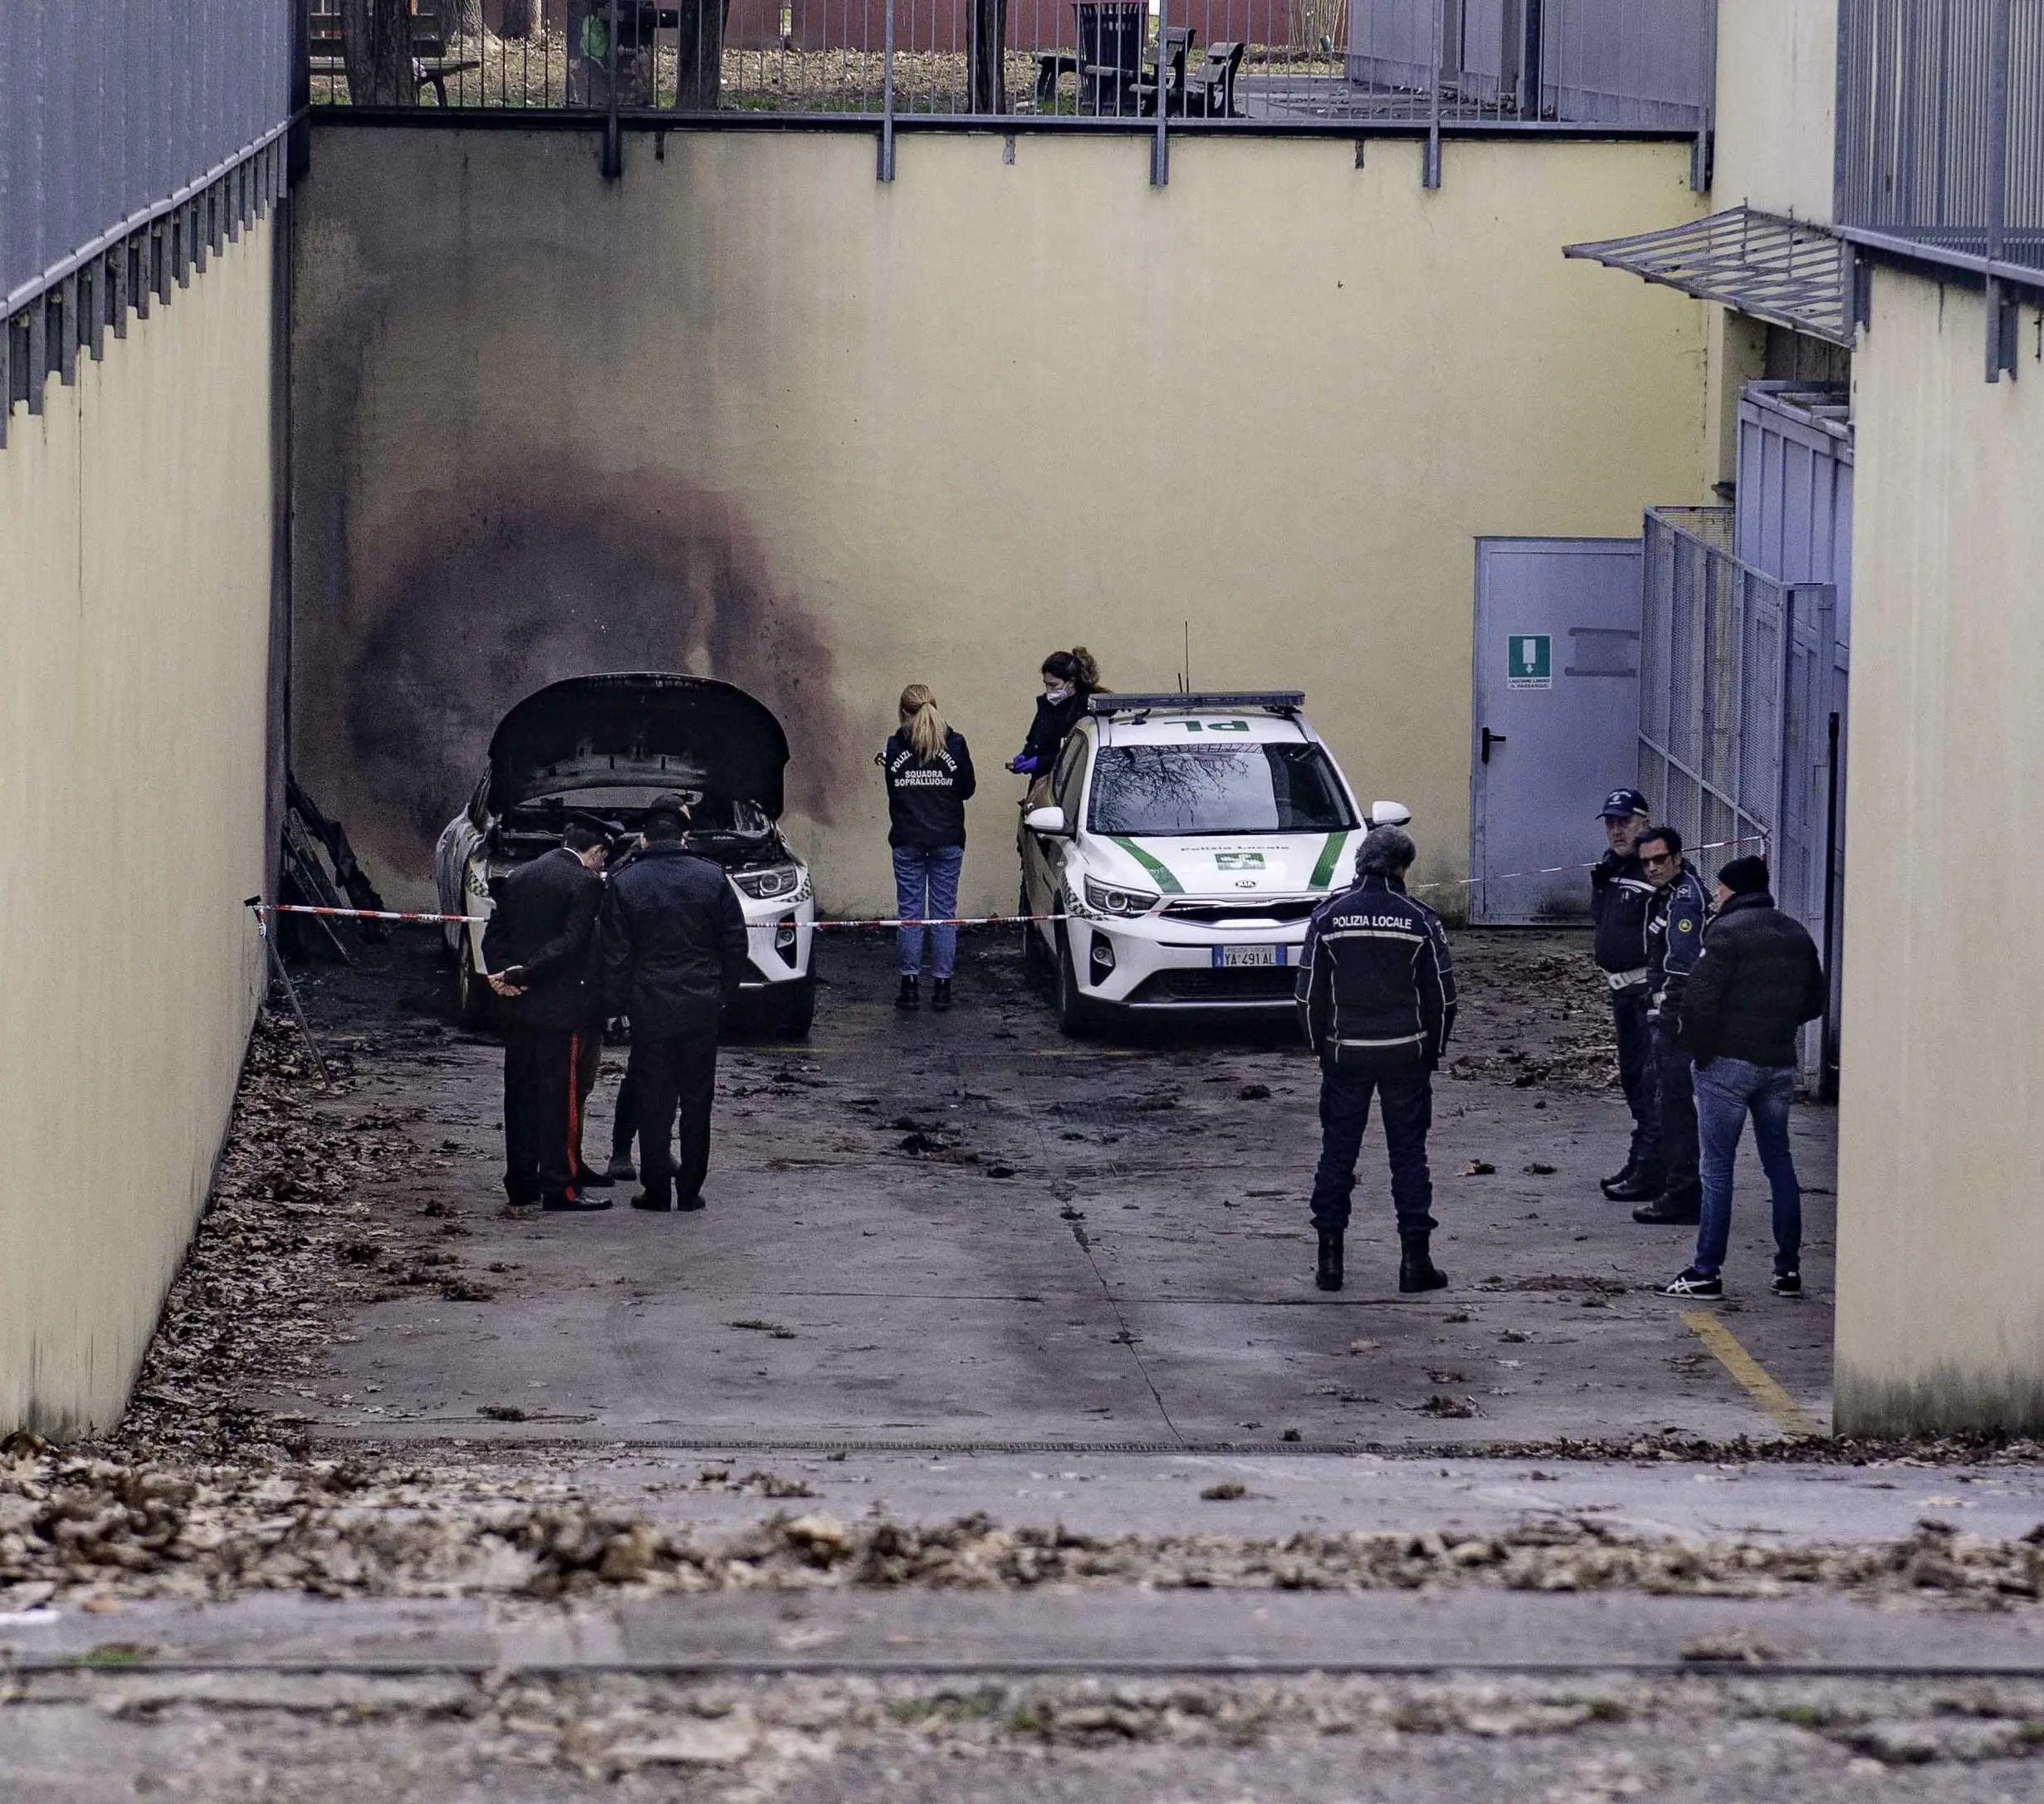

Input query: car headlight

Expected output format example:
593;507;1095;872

732;863;804;900
1084;877;1160;918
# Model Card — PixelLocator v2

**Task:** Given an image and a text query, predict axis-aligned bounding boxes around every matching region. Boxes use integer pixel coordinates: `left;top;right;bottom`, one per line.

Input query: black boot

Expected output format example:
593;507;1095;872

894;975;920;1011
1633;1188;1701;1226
1606;1165;1668;1205
932;978;953;1012
1399;1230;1448;1293
1599;1161;1639;1199
1315;1229;1343;1292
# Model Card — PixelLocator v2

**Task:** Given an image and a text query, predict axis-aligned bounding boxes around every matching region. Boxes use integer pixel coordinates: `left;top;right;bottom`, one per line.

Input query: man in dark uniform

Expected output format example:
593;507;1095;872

1590;788;1663;1204
600;794;750;1213
482;825;610;1213
1632;824;1710;1227
1296;824;1457;1295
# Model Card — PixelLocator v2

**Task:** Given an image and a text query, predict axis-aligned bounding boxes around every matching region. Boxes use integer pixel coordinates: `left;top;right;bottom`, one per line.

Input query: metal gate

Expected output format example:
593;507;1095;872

1638;507;1845;1073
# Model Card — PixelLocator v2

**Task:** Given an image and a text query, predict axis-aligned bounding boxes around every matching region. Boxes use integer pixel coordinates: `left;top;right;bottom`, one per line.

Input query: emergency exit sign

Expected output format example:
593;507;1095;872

1506;634;1553;691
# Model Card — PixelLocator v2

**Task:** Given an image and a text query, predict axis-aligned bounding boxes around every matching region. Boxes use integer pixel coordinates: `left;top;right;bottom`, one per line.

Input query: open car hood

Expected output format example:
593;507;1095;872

487;674;791;818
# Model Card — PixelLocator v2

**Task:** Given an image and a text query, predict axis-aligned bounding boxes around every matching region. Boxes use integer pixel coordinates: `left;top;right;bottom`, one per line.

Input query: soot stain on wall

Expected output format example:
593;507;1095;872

342;464;855;878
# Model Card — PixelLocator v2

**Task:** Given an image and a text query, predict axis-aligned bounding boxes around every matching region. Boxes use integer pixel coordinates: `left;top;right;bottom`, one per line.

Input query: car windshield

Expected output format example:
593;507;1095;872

1088;745;1357;835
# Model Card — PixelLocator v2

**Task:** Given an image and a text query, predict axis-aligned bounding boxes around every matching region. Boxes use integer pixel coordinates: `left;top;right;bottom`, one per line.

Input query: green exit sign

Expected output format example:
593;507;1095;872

1507;633;1553;690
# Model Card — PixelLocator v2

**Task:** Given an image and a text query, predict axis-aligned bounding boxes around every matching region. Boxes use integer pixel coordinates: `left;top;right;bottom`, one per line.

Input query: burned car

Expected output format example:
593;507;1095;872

434;673;817;1035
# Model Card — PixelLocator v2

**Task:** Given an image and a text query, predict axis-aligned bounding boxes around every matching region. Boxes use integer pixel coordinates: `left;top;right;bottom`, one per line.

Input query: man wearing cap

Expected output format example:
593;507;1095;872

599;794;751;1214
1657;856;1826;1300
1590;788;1663;1205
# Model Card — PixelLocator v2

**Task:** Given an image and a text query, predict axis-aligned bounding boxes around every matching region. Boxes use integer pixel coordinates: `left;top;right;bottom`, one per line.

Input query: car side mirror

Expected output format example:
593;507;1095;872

1024;805;1071;837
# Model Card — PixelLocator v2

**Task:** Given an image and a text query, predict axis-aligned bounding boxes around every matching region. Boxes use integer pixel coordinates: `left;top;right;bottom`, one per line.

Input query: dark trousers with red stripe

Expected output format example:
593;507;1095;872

503;1026;584;1204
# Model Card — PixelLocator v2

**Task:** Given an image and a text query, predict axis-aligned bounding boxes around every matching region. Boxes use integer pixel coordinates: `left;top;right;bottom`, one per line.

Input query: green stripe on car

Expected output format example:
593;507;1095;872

1310;829;1351;889
1108;835;1185;895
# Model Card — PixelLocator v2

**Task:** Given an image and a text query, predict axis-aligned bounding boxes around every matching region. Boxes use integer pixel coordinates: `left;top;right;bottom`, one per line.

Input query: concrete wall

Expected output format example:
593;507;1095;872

291;126;1711;917
0;219;279;1435
1711;0;1837;222
1835;269;2044;1434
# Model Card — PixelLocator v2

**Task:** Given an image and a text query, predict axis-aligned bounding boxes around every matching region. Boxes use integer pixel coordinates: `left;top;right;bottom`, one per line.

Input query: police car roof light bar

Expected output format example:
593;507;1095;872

1086;691;1305;717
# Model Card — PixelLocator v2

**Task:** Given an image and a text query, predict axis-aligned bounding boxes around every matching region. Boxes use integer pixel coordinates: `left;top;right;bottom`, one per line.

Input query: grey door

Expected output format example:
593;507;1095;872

1470;537;1644;925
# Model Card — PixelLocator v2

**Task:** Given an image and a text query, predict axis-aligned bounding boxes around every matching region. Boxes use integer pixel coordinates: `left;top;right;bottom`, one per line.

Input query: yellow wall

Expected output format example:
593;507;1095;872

0;221;277;1433
291;127;1710;917
1712;0;1838;222
1836;270;2044;1433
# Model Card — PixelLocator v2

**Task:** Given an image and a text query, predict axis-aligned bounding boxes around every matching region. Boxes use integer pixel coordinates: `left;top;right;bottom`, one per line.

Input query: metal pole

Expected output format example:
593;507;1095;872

1690;0;1716;193
878;0;896;181
248;902;330;1083
1151;0;1169;186
602;0;623;179
1819;707;1842;1102
1984;0;2014;379
1424;0;1444;188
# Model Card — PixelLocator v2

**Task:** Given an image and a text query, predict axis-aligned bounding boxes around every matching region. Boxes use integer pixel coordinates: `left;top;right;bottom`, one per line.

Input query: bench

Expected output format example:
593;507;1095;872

1184;39;1243;118
309;6;482;106
1130;25;1194;115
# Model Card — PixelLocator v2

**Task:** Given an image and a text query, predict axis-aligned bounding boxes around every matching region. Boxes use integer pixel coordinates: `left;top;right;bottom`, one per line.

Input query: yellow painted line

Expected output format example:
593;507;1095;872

1682;1311;1825;1440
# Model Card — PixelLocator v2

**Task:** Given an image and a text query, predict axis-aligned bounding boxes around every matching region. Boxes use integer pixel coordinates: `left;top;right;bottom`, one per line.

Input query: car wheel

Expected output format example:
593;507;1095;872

773;977;817;1040
457;941;491;1026
1055;927;1096;1038
1022;881;1052;977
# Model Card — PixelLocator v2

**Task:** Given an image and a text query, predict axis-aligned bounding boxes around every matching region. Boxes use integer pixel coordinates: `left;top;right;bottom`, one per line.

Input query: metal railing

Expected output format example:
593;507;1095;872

303;0;1713;145
1638;508;1843;1020
1836;0;2044;278
2;0;296;310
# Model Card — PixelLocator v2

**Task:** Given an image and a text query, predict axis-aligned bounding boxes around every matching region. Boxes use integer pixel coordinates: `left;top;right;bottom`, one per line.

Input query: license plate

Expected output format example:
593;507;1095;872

1215;945;1281;969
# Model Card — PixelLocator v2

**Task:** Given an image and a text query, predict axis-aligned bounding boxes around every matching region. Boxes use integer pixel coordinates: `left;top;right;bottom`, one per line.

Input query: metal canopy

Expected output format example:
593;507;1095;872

1564;205;1855;346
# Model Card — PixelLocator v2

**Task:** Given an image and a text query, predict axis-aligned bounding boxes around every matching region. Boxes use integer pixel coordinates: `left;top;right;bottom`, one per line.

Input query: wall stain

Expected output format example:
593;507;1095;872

340;463;853;877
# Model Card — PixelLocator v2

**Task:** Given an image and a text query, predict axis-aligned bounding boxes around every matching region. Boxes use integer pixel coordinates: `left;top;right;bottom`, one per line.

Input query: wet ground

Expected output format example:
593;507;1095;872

18;928;2044;1799
262;926;1839;1454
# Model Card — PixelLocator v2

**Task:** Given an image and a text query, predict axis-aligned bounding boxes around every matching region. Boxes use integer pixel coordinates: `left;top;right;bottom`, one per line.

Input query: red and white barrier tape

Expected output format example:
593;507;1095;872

248;834;1769;933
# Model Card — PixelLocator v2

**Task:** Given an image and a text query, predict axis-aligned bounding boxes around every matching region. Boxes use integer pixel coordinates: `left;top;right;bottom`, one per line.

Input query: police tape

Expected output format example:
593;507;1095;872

246;832;1768;933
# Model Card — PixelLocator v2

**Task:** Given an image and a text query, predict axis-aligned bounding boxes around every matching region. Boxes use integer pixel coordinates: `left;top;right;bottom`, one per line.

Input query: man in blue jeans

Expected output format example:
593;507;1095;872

1657;856;1827;1301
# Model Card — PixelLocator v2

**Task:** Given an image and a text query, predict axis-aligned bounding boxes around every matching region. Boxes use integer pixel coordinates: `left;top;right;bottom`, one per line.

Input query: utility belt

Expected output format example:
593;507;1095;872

1603;967;1650;993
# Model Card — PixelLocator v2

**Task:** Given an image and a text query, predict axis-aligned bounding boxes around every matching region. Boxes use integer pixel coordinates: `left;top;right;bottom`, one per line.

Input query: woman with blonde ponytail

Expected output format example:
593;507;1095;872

878;684;976;1012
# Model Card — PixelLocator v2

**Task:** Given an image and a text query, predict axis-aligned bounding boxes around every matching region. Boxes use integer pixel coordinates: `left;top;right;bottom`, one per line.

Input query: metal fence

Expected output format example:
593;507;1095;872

1638;508;1845;1054
303;0;1712;141
1;0;296;310
1836;0;2044;276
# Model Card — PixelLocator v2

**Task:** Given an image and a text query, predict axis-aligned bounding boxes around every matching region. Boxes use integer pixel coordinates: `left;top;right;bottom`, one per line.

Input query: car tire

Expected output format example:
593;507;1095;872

457;941;492;1027
1055;927;1097;1038
1022;881;1052;977
773;976;817;1040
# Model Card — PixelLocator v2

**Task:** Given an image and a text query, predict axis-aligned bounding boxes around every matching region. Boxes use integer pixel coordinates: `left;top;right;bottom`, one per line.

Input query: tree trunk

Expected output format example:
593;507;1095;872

485;0;538;37
673;0;730;110
968;0;1007;113
341;0;415;105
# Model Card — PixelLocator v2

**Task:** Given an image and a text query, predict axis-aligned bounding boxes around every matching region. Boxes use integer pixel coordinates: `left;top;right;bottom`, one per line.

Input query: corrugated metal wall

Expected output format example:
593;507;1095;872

0;0;294;307
1735;382;1856;638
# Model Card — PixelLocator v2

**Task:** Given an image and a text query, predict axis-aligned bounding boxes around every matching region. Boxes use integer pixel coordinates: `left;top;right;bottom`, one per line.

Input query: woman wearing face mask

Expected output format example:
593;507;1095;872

1007;648;1101;796
879;684;976;1013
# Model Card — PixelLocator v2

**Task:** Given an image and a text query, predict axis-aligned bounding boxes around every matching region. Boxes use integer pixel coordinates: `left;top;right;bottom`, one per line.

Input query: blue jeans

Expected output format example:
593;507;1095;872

1693;1056;1801;1278
1309;1061;1435;1237
892;844;964;979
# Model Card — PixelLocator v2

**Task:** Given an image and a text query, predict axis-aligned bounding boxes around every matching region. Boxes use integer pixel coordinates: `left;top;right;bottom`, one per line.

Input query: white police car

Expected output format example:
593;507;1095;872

1018;692;1406;1030
434;673;817;1035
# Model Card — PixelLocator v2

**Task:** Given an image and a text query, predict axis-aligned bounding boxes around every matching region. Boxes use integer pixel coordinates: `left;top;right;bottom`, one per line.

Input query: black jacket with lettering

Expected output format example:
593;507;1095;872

880;728;977;850
480;847;604;1031
1295;873;1458;1070
1590;848;1656;982
1645;860;1710;1015
1679;889;1826;1069
599;841;751;1037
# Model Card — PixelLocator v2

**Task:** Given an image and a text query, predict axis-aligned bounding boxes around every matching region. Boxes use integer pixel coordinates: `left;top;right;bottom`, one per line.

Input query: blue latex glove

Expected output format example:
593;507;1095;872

1008;754;1039;775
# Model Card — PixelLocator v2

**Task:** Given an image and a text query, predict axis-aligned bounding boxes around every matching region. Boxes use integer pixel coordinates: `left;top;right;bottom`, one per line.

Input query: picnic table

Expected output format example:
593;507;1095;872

1032;8;1243;118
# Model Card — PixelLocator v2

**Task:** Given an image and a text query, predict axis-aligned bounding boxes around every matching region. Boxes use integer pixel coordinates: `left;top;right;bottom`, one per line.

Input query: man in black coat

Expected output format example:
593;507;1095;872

1658;856;1827;1300
1296;825;1458;1295
482;826;610;1212
1590;788;1664;1204
600;794;751;1213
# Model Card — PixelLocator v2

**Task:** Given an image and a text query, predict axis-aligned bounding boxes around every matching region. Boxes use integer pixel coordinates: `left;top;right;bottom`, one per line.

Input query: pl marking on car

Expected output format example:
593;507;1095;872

1016;690;1406;1029
434;673;819;1037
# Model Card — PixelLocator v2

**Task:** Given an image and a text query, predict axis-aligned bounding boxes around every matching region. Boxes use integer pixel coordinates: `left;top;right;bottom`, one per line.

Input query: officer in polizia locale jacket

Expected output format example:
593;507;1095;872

1295;824;1458;1297
1631;823;1710;1228
1590;787;1664;1205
